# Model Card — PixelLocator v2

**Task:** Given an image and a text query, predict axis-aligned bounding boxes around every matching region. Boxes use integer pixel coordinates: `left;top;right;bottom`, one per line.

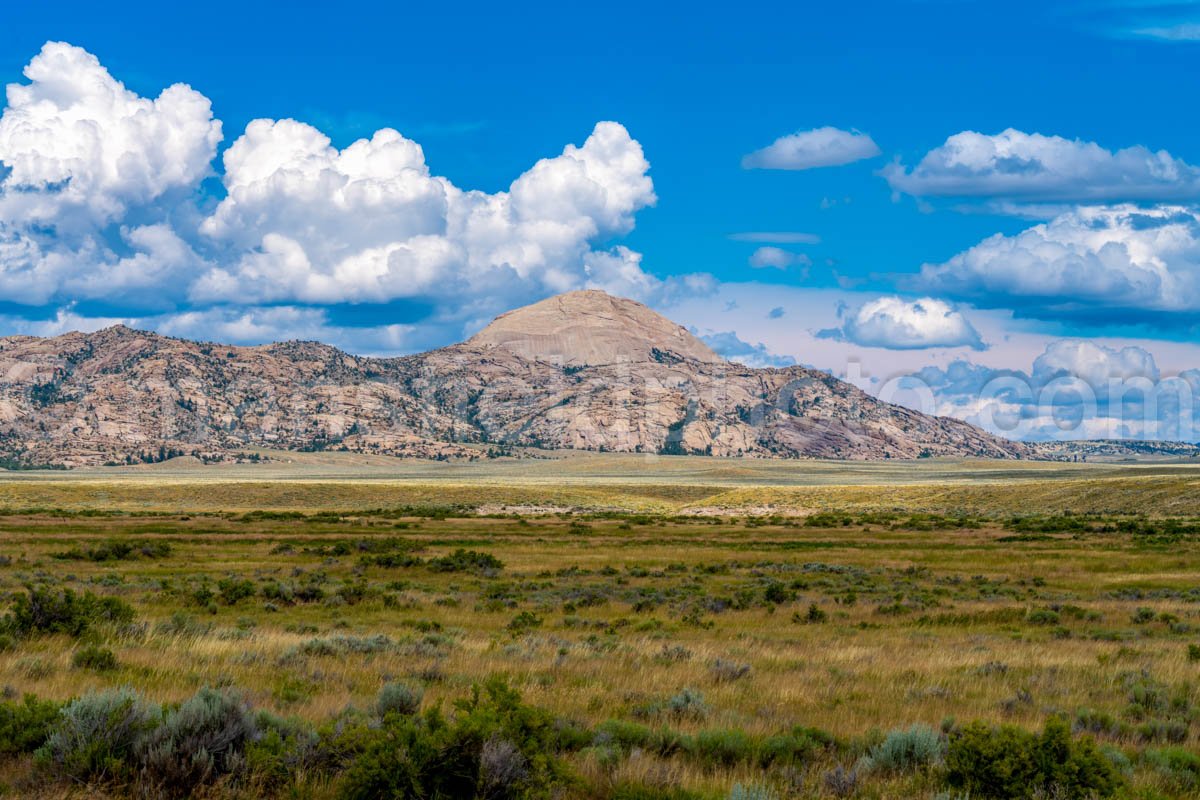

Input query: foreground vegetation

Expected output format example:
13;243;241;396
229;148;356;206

0;504;1197;797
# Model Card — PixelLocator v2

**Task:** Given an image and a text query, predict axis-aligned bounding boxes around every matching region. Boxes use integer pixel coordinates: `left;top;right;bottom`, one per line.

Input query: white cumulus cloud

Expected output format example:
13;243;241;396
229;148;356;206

194;118;659;307
828;296;984;350
0;42;221;307
882;128;1200;203
1032;340;1160;388
915;205;1200;318
0;41;221;230
742;127;880;171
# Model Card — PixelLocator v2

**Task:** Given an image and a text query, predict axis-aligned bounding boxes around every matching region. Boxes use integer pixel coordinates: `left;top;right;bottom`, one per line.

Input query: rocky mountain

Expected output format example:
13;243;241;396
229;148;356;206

0;290;1036;467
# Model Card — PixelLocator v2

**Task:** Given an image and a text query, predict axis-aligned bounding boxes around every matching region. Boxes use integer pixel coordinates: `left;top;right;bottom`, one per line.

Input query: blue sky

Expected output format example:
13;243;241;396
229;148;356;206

2;0;1200;441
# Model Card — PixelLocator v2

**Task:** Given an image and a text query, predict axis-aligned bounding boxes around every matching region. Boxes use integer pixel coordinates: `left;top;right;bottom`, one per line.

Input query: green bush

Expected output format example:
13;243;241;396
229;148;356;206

242;711;322;791
594;719;653;752
72;645;118;672
1144;747;1200;792
52;540;171;562
1026;608;1061;626
338;677;566;800
686;728;755;768
756;726;832;768
217;577;256;605
0;694;61;756
945;717;1122;799
506;611;543;634
762;582;792;605
5;587;135;638
427;549;504;574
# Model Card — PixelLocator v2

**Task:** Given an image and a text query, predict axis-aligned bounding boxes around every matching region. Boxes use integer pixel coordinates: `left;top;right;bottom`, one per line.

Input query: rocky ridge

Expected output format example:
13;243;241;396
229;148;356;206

0;290;1037;466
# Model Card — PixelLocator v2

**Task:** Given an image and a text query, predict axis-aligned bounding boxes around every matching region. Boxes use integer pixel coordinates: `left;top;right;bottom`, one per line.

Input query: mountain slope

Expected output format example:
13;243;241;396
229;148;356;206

0;291;1035;466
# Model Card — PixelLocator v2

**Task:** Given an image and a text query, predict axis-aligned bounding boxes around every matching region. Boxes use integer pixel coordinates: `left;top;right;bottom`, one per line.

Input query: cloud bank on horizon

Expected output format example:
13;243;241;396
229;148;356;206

1;39;1200;443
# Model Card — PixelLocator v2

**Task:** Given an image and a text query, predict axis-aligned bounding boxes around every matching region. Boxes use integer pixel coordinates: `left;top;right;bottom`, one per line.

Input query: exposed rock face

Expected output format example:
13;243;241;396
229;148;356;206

468;289;722;366
0;290;1035;466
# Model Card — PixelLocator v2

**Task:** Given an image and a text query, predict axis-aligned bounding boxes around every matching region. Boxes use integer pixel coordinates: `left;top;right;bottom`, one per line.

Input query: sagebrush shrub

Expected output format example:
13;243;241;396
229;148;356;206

709;658;751;683
138;687;258;794
822;764;859;797
664;688;709;720
864;723;943;772
37;687;160;783
728;784;777;800
375;682;423;718
478;735;529;798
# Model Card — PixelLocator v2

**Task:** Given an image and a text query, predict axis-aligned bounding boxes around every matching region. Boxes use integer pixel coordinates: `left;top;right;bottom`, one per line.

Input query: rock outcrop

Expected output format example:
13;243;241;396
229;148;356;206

0;290;1035;466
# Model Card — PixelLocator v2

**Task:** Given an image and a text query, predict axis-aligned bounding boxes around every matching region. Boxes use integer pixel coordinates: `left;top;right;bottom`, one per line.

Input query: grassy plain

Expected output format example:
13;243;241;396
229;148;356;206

0;453;1198;798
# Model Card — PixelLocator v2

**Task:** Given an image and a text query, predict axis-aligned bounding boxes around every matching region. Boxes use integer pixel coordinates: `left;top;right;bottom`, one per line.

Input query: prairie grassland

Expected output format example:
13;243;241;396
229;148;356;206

0;498;1197;798
1;451;1199;516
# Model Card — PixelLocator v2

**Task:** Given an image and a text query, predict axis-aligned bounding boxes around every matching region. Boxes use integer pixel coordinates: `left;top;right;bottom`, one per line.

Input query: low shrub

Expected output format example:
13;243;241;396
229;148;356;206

863;723;943;772
823;764;859;797
795;603;827;624
37;687;160;783
427;549;504;574
52;540;171;562
663;688;710;721
757;730;826;768
5;587;135;638
296;634;395;657
686;728;755;768
72;645;118;672
1144;747;1200;792
594;719;654;752
728;785;777;800
0;694;61;756
506;611;543;634
337;677;566;800
217;577;256;605
139;687;258;794
375;682;423;718
709;658;751;683
945;716;1122;799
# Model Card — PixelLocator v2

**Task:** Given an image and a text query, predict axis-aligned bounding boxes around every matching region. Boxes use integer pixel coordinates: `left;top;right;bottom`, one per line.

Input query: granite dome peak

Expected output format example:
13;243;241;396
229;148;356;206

467;290;722;367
